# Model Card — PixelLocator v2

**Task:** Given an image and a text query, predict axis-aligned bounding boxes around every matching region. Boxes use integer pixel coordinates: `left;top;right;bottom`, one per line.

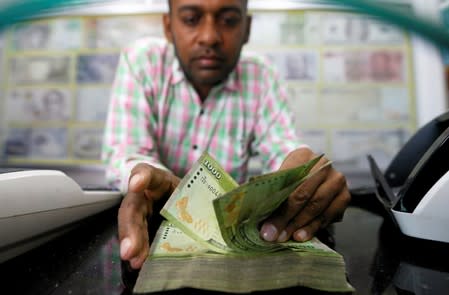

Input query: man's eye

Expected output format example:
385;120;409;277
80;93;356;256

220;16;241;27
182;15;199;26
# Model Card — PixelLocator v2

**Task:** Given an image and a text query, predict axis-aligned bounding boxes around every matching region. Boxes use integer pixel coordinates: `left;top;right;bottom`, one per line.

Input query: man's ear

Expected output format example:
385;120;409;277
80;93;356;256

243;15;252;44
163;13;173;43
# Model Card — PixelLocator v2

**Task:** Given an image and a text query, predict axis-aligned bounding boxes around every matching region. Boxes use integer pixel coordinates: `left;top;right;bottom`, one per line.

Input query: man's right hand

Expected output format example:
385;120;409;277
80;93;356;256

117;163;180;270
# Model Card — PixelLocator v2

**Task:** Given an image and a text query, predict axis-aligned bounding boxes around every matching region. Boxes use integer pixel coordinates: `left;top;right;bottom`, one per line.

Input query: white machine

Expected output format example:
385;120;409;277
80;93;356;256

0;169;122;263
368;123;449;243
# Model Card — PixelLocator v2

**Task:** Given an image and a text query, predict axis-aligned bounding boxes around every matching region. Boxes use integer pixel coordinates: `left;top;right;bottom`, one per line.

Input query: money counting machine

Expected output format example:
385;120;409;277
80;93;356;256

0;169;122;263
367;111;449;243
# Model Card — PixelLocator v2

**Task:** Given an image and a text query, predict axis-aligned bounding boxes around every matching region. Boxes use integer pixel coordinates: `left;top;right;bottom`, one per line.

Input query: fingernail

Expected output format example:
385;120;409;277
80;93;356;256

129;174;143;190
120;238;132;259
261;223;278;242
130;257;143;270
295;229;308;242
277;230;288;242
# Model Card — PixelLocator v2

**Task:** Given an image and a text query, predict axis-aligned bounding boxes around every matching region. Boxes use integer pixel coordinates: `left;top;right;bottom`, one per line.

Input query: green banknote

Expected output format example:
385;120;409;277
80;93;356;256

213;155;325;253
160;153;238;253
135;152;354;293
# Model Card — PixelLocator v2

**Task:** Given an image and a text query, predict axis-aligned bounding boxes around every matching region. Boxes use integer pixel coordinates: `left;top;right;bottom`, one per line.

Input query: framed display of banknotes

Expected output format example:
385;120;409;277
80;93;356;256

0;12;163;166
0;1;445;175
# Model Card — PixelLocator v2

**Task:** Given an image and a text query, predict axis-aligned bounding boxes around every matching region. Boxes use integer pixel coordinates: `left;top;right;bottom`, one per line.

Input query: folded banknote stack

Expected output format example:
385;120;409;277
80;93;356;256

133;152;354;294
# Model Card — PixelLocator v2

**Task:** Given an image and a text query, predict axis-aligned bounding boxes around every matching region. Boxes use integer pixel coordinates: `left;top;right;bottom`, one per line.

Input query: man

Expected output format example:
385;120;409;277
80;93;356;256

102;0;351;270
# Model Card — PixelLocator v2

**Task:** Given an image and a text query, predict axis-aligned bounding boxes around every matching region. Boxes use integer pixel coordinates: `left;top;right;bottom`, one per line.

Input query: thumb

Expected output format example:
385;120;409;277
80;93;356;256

128;173;145;192
120;237;133;260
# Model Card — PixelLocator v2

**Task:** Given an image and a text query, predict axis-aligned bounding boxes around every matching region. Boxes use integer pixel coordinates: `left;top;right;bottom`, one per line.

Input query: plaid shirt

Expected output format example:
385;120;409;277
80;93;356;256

102;38;305;193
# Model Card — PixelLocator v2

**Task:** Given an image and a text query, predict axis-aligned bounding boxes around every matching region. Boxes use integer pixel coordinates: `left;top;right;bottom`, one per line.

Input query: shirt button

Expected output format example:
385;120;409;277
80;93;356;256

199;109;205;116
193;145;198;150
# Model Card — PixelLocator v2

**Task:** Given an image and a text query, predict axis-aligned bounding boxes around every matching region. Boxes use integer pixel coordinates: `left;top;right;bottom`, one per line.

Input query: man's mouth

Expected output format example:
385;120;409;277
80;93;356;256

194;55;224;68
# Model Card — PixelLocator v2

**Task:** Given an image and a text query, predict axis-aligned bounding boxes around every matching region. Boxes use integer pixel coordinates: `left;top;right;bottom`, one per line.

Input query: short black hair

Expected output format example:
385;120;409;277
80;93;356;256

167;0;248;12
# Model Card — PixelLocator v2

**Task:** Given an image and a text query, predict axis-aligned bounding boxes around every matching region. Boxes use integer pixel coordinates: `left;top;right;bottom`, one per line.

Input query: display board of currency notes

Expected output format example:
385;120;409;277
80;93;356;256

0;9;416;174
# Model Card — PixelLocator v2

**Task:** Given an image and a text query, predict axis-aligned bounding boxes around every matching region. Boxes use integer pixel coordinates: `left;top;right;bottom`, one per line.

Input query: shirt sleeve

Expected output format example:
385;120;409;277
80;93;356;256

101;48;168;194
251;63;309;173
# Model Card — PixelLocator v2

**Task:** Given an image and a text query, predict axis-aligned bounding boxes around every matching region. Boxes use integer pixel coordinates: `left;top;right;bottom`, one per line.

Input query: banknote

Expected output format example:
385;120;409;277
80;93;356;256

12;19;83;51
322;13;369;44
149;221;211;257
76;53;119;84
366;19;405;44
86;15;163;49
9;56;71;85
265;50;318;81
30;128;67;159
249;13;283;45
6;88;72;122
4;128;31;157
160;153;239;253
322;12;405;45
3;127;66;160
369;50;404;82
249;12;322;46
13;22;51;50
213;155;326;253
323;49;405;83
72;128;103;160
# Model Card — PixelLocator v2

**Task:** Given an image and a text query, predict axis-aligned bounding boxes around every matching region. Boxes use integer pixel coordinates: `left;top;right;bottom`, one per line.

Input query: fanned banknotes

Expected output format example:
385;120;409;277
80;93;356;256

134;152;354;294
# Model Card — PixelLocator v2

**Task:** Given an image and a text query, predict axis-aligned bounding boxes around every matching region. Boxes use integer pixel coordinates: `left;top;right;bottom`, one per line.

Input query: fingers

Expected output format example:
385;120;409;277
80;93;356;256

118;191;152;269
287;170;346;230
278;147;315;171
118;163;180;270
291;187;351;242
260;162;330;242
261;164;350;243
129;163;179;201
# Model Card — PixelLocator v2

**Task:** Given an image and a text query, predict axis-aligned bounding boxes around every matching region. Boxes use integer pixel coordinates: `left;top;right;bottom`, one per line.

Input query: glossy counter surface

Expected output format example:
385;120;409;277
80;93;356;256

1;198;448;295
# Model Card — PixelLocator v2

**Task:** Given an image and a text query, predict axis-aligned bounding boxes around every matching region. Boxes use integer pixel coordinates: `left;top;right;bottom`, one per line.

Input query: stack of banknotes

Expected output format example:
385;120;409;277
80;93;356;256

133;152;354;294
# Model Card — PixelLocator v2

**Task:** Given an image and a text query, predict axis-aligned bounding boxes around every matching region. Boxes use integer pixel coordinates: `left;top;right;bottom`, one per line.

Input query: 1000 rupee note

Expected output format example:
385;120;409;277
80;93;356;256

160;153;238;253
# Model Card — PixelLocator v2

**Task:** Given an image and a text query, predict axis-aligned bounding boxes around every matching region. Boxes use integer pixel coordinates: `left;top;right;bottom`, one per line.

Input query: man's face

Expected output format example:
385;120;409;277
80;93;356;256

164;0;251;88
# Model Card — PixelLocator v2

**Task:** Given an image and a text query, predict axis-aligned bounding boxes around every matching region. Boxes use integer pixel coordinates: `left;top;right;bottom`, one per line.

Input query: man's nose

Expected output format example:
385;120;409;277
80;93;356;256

198;16;221;47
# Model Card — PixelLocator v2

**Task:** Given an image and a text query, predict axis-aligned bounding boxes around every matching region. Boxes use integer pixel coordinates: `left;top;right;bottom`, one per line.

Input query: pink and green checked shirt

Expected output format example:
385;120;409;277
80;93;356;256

102;37;305;193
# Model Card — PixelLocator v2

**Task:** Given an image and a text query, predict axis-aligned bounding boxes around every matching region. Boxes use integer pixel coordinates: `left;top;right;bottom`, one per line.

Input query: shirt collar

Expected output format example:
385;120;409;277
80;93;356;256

170;55;241;93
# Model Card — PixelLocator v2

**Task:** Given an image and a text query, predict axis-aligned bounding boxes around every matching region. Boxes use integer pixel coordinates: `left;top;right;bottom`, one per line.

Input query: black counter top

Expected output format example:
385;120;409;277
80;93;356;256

1;196;448;295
